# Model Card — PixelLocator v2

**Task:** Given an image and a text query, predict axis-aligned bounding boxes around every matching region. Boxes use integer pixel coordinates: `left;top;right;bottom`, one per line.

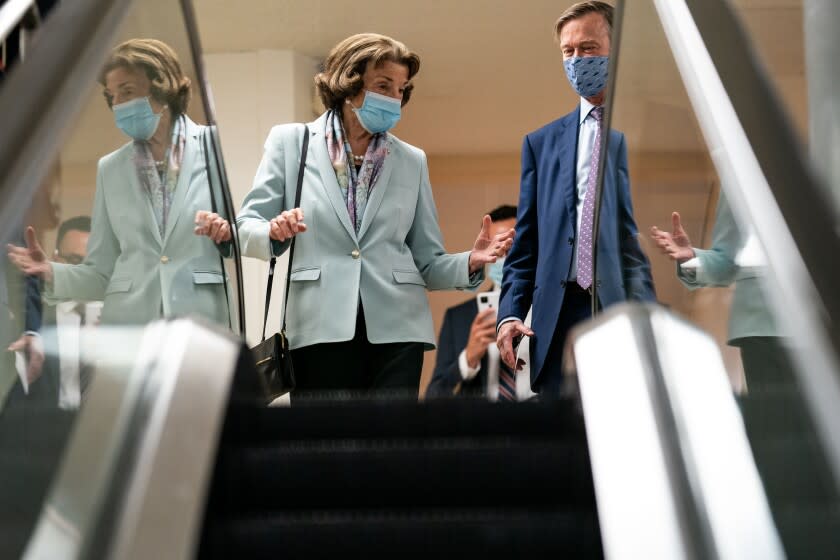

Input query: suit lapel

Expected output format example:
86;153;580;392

163;118;199;245
556;108;580;224
308;118;358;243
125;147;163;247
356;140;394;241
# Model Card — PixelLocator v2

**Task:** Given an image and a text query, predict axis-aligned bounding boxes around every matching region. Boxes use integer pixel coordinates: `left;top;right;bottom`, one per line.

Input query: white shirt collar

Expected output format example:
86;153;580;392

579;97;600;125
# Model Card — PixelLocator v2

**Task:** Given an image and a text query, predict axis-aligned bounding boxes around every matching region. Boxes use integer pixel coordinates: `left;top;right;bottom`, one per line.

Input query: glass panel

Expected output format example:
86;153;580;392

615;0;839;555
0;0;241;556
730;0;808;143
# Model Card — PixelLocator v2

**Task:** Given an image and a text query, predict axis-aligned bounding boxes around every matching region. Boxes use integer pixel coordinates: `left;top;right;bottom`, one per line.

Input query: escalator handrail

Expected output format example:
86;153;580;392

0;0;39;43
0;0;133;247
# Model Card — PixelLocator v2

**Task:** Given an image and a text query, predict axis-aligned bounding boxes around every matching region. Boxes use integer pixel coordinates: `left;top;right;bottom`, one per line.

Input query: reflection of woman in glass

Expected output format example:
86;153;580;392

200;33;513;397
7;39;230;326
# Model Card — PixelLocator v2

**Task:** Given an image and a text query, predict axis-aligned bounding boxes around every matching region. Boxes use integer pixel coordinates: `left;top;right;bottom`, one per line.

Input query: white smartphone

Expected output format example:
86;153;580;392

476;291;500;313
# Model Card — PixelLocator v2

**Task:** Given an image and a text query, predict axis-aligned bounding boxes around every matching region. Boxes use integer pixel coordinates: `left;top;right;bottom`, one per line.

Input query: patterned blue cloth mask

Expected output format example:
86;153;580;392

563;56;609;98
114;97;163;140
487;257;505;287
349;91;401;134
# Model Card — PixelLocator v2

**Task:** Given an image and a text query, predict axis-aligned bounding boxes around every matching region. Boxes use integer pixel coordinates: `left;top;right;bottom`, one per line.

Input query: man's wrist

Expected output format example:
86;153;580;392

458;349;481;381
497;316;521;335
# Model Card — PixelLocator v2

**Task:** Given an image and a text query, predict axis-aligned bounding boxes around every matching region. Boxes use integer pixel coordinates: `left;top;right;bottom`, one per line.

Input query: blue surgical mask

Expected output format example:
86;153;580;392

348;90;401;134
563;56;609;98
113;97;164;140
487;257;505;287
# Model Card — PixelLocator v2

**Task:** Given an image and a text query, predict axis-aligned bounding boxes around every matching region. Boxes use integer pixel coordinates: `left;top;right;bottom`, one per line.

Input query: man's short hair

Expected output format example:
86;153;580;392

554;1;614;42
488;205;517;223
56;216;92;248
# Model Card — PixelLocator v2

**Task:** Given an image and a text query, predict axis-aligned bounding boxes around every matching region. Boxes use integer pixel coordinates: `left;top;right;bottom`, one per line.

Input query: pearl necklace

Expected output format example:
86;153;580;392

352;154;364;163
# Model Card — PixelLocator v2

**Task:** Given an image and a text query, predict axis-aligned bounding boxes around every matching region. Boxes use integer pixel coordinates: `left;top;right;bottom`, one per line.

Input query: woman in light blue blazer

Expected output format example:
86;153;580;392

649;194;793;387
208;33;514;397
8;39;230;327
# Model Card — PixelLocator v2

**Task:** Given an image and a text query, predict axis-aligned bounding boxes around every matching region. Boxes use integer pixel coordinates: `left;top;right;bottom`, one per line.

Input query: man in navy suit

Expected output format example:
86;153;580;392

427;206;518;399
497;1;655;396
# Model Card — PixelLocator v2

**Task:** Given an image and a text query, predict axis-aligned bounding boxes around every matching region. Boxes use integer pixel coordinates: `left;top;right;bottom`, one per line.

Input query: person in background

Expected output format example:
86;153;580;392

7;39;230;327
427;205;533;401
212;33;514;399
48;216;96;409
650;196;793;388
497;1;656;397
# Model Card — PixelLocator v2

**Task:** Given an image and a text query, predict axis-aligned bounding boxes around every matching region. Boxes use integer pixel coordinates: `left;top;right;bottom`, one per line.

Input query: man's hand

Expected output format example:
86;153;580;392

7;226;53;282
464;308;498;368
269;208;308;242
468;215;515;274
9;333;45;385
497;319;534;370
194;211;232;243
649;212;695;263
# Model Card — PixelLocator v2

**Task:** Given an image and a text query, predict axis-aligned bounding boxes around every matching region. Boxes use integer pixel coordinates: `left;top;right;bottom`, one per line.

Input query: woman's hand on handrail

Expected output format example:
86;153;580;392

269;208;307;242
194;210;232;243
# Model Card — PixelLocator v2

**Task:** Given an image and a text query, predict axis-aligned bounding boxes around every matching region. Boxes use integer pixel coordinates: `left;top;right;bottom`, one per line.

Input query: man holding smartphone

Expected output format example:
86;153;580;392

427;206;530;400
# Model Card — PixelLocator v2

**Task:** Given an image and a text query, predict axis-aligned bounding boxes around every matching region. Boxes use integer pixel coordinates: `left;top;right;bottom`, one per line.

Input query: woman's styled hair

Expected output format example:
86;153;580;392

99;38;191;116
314;33;421;110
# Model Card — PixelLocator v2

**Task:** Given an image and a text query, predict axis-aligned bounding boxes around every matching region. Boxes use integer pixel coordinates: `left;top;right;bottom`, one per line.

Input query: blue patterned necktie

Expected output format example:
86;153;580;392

497;361;517;402
577;106;604;290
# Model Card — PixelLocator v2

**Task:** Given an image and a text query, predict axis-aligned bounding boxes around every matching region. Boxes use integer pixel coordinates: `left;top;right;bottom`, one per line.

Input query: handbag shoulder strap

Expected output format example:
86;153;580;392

262;123;309;341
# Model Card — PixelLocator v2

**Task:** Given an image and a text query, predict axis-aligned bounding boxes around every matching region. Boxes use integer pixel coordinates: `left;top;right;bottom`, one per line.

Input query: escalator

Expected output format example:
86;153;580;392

1;0;840;559
199;398;601;557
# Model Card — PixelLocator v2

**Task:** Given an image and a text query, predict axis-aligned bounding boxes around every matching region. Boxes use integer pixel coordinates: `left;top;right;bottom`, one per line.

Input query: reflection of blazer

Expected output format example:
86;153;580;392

237;113;482;350
677;193;779;344
499;107;656;385
426;298;486;398
48;118;229;326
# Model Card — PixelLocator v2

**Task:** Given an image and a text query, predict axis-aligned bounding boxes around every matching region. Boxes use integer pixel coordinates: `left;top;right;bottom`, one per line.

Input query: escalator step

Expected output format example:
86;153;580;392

222;399;584;444
214;438;593;510
199;508;602;559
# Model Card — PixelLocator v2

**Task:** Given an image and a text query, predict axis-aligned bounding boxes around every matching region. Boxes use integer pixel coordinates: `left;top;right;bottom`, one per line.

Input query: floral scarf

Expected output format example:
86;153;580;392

133;115;187;238
325;109;391;234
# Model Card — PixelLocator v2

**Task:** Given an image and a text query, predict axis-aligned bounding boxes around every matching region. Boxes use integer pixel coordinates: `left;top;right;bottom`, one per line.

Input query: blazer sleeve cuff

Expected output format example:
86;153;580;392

461;252;484;290
238;220;290;260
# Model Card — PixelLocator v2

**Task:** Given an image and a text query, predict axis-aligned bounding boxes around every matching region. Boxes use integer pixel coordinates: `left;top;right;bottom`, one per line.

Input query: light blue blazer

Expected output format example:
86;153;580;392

677;193;781;344
237;112;482;350
48;117;229;326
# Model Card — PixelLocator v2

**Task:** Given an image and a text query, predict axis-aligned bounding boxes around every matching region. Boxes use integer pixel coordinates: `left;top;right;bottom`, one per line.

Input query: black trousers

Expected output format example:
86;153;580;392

289;306;424;402
738;336;797;389
533;284;595;398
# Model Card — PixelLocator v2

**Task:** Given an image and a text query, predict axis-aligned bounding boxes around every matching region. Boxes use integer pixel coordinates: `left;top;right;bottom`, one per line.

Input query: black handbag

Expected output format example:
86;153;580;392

250;125;309;400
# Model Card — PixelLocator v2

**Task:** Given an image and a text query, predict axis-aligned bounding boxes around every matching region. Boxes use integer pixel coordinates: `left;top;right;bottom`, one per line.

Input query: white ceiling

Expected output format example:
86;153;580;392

60;0;805;162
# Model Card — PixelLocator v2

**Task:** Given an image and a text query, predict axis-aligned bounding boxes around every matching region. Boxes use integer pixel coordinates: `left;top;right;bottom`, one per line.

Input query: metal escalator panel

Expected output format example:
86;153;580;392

569;303;784;559
0;0;246;557
606;1;840;557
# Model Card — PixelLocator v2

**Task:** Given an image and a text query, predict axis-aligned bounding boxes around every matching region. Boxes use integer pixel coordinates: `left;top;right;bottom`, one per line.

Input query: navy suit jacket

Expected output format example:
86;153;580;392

498;107;655;386
426;298;488;398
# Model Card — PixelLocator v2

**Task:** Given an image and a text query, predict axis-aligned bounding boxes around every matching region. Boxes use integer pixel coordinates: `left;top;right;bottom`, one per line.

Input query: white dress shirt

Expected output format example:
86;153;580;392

499;97;602;330
458;289;536;401
56;301;83;409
